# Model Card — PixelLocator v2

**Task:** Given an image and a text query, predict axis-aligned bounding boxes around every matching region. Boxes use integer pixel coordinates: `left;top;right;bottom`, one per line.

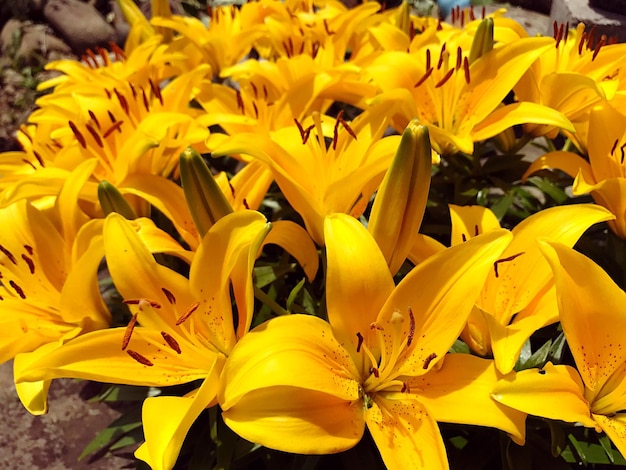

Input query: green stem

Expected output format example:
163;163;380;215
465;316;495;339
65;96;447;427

253;285;290;316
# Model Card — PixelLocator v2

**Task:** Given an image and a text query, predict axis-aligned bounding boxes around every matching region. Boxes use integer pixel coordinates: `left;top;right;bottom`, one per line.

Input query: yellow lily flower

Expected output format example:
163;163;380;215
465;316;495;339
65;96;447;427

212;106;400;245
219;213;525;468
514;23;626;149
524;103;626;238
493;241;626;456
365;30;573;155
409;204;613;374
17;210;271;469
0;197;110;414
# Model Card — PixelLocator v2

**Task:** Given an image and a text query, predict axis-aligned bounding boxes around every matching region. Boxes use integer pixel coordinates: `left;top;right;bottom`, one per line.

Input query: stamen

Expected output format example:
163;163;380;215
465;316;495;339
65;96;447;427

109;41;126;61
621;143;626;164
21;254;35;274
161;287;176;304
369;367;380;378
552;20;558;39
337;111;357;140
323;18;334;35
407;307;415;347
611;139;619;155
107;109;116;123
250;82;258;99
463;57;470;84
68;121;87;148
414;67;433;88
161;331;181;354
141;88;150;112
85;123;103;148
22;159;36;170
236;90;244;113
176;301;200;325
121;313;138;350
593;34;606;61
437;43;446;69
401;382;411;393
127;349;153;366
456;46;462;70
123;299;162;308
113;89;129;115
88;110;101;130
243;198;250;210
481;5;485;18
461;233;467;242
422;352;437;369
23;245;34;255
0;245;17;264
103;121;124;138
474;224;479;236
263;84;269;101
426;49;431;70
435;68;455;88
149;79;164;106
252;101;259;119
9;280;26;299
493;252;525;278
356;332;364;353
33;150;45;167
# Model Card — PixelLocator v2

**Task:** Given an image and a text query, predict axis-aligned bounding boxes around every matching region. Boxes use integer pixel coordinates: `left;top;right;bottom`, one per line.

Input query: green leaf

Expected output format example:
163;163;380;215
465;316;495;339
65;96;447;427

286;278;306;311
449;339;471;354
79;406;143;460
254;264;296;288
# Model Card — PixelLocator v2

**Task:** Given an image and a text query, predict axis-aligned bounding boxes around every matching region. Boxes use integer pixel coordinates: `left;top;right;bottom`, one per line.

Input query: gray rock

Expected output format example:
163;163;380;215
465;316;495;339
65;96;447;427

550;0;626;43
43;0;116;54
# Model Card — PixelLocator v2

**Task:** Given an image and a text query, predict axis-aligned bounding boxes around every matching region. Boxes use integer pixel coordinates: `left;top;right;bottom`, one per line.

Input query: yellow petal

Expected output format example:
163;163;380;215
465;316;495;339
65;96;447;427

380;229;512;377
593;414;626;459
411;353;526;444
15;378;51;415
219;314;363;453
366;395;449;470
587;104;626;182
16;328;214;387
324;213;395;361
190;210;270;351
480;204;614;320
138;377;218;470
449;204;501;246
575;176;626;239
263;220;319;282
407;234;446;265
540;241;626;393
522;150;594;182
472;102;574;143
493;362;596;428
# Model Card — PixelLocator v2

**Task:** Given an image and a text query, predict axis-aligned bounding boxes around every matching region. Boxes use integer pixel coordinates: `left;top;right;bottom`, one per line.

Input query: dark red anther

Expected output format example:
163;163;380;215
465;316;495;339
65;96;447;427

141;88;150;112
22;159;36;170
109;41;126;61
263;84;269;101
21;254;35;274
423;352;437;369
369;367;380;378
414;67;433;88
9;280;26;299
437;43;447;69
176;301;200;325
493;252;525;278
103;121;124;138
85;123;103;148
592;35;606;61
68;121;87;148
461;233;467;242
0;245;17;265
121;313;138;350
469;5;475;21
33;150;45;167
611;139;619;156
88;110;101;130
435;68;455;88
621;143;626;164
552;20;558;40
161;331;181;354
481;5;485;18
474;224;479;236
407;307;415;346
148;79;164;106
587;25;597;51
127;349;153;366
425;49;431;70
463;57;470;84
236;90;244;113
252;101;259;119
23;245;34;256
323;18;334;35
243;198;250;210
161;287;176;304
356;332;364;353
123;299;162;308
250;82;258;98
